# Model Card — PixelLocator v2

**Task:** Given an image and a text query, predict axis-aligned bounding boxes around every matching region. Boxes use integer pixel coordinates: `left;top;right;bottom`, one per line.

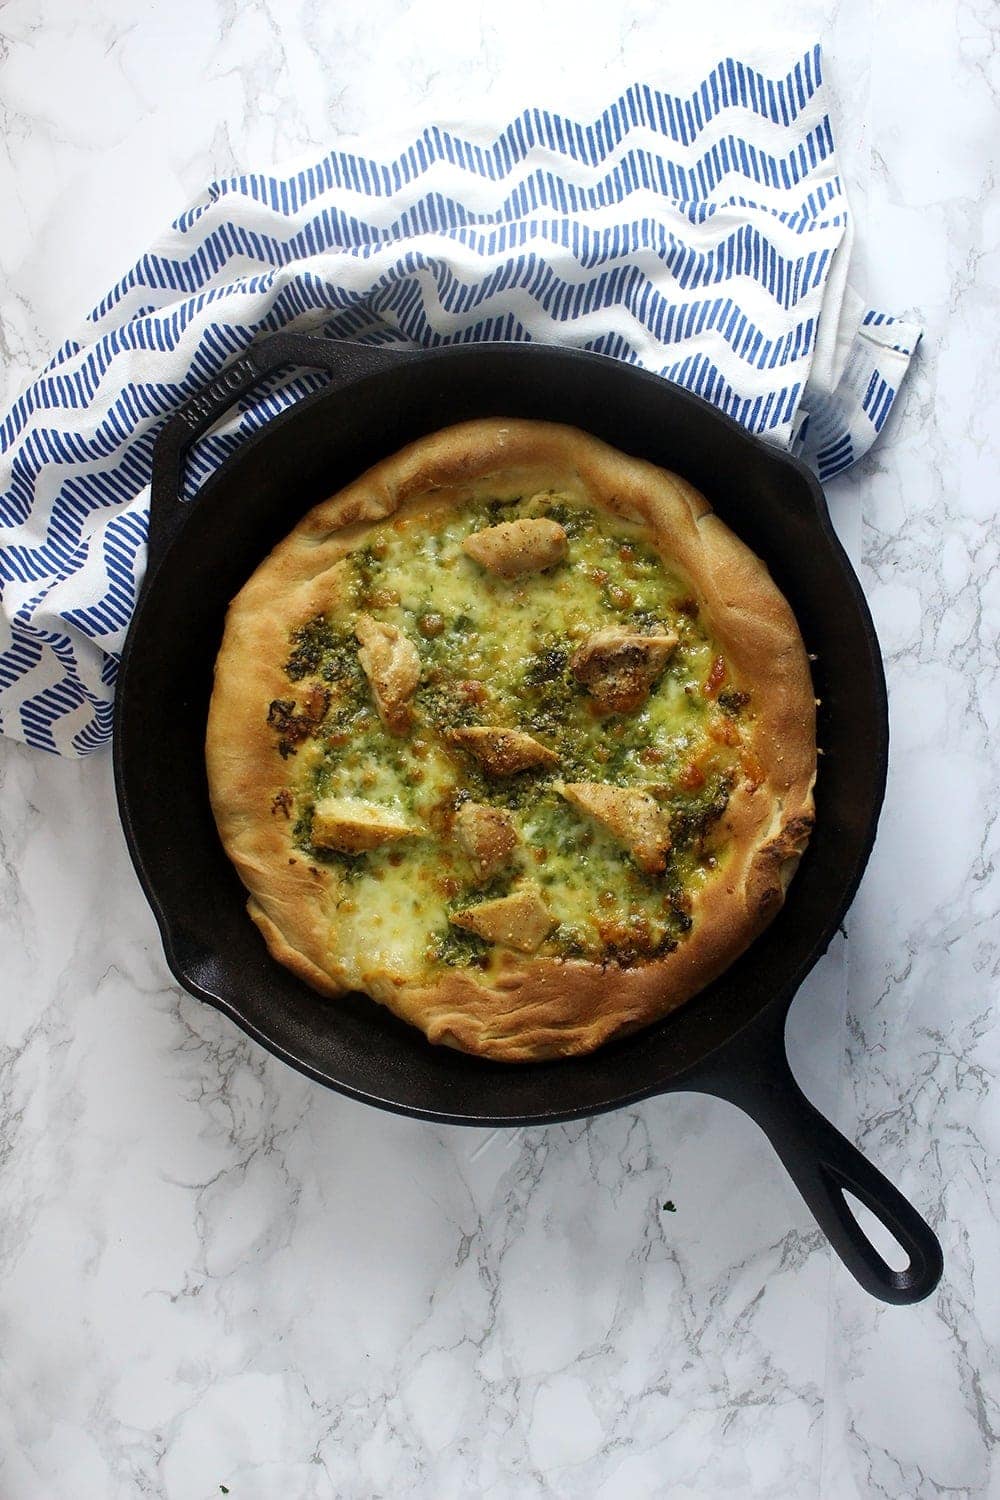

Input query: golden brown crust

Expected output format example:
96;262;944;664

206;418;816;1063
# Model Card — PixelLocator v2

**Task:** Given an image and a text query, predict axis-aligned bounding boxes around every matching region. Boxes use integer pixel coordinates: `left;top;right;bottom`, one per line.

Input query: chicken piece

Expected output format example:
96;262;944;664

355;614;421;734
450;883;555;953
454;801;519;882
448;726;559;776
569;627;678;714
462;518;568;577
310;797;418;854
559;781;672;874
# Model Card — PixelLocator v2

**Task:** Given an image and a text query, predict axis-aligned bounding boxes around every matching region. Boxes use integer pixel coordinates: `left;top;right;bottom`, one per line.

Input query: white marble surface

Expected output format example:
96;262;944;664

0;1;997;1496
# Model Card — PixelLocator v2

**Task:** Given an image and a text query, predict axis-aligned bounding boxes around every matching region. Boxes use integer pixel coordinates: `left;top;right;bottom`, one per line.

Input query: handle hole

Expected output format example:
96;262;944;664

842;1189;911;1272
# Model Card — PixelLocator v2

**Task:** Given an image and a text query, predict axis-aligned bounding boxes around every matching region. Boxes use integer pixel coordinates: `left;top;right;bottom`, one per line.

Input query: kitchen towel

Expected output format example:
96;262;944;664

0;43;920;756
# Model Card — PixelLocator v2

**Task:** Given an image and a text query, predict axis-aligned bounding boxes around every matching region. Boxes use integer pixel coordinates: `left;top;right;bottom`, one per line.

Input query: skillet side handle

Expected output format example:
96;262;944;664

694;1010;943;1305
148;333;418;569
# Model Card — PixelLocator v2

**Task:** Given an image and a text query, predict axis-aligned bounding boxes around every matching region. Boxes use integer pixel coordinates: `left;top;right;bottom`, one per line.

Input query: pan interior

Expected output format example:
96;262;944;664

116;345;886;1123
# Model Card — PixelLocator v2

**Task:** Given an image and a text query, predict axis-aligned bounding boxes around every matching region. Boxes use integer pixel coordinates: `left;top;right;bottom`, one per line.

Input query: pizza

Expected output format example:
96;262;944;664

205;419;816;1062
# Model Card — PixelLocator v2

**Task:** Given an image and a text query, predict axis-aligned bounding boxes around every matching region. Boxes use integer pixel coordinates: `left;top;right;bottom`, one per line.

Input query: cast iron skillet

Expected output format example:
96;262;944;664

114;332;943;1304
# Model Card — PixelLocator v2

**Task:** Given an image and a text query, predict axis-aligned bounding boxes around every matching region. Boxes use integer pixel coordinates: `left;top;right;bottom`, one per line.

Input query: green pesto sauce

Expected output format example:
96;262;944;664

275;489;750;973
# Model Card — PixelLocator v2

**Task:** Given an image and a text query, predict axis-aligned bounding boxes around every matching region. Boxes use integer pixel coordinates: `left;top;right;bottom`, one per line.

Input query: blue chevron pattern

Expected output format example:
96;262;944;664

0;44;918;756
168;56;827;229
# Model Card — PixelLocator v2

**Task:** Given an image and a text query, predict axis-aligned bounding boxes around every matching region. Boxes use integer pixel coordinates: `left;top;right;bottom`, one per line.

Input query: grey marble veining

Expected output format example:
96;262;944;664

1;0;997;1495
818;12;1000;1494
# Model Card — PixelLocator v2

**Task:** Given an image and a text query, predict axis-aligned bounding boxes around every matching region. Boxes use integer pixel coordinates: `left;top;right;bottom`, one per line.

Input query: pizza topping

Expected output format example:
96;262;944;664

449;882;555;952
457;679;488;706
524;645;569;686
207;412;817;1063
718;688;751;716
271;490;746;974
677;760;706;791
285;614;335;680
594;909;671;965
311;797;419;853
271;789;294;818
702;653;727;698
448;725;559;776
558;781;672;874
355;614;421;734
667;771;734;851
569;627;678;714
454;801;519;882
462;518;568;577
303;683;331;723
267;686;331;752
268;699;300;735
708;713;741;747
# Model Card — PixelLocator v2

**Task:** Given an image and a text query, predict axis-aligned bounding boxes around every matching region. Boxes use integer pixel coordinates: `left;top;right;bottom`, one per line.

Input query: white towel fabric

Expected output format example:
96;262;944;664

0;44;919;755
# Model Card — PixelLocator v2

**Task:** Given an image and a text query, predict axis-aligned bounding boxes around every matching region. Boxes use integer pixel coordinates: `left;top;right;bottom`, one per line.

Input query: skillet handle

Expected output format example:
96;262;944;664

692;1009;943;1304
148;333;417;568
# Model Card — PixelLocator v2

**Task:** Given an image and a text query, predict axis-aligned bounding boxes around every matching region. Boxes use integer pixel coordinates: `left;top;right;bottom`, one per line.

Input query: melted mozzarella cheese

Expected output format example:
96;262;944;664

286;491;747;979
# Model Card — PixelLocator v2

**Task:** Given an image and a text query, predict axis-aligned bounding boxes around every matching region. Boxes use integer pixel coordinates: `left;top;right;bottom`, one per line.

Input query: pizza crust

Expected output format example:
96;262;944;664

206;419;816;1062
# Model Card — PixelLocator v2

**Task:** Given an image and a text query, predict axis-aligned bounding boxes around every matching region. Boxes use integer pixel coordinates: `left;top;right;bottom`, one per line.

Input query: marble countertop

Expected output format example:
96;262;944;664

1;2;998;1496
